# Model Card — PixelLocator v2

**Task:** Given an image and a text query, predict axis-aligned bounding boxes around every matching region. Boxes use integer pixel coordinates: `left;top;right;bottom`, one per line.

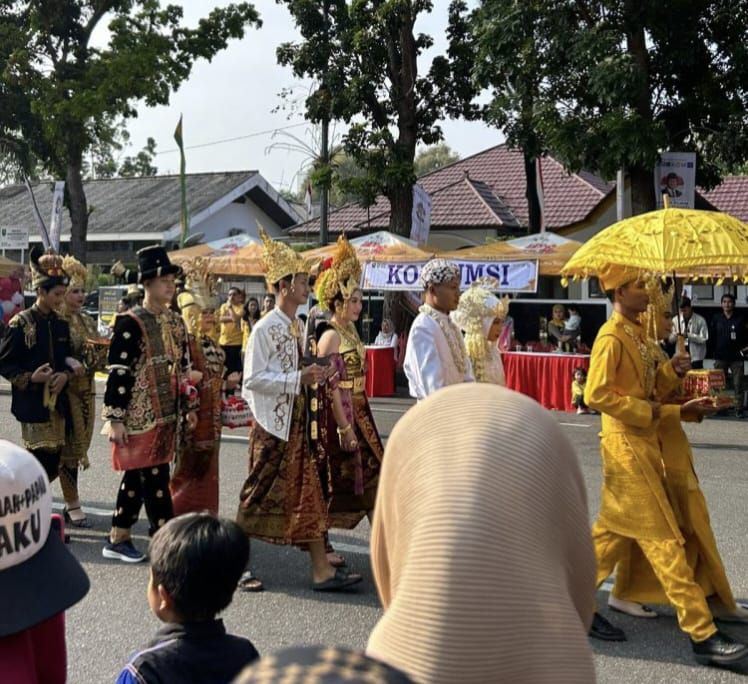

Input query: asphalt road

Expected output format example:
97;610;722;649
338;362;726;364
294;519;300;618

2;390;748;683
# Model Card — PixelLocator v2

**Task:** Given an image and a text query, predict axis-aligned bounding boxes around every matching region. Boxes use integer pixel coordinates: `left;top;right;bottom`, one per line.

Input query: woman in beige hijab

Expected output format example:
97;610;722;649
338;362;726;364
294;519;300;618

367;383;596;684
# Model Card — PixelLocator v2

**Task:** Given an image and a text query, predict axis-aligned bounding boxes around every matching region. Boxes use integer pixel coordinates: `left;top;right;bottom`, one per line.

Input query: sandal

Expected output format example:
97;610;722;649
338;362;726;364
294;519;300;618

63;507;93;529
312;567;362;592
238;570;265;593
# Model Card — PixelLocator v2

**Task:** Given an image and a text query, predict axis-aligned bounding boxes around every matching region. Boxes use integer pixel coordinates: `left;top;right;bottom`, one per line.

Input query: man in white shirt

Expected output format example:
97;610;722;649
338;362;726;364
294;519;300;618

236;230;362;593
669;296;708;369
404;259;474;400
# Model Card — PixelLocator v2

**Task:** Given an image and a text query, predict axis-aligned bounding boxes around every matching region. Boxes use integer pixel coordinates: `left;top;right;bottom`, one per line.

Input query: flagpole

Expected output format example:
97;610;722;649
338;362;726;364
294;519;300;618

174;115;189;247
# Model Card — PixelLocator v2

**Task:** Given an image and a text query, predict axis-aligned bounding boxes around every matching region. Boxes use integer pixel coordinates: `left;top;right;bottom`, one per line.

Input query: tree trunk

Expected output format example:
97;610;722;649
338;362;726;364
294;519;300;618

388;183;413;237
524;151;542;233
67;158;88;261
629;165;656;215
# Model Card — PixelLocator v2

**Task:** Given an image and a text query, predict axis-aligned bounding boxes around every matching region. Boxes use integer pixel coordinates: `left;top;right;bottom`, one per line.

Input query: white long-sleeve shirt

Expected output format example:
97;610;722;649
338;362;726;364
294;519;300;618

669;312;708;362
404;310;474;400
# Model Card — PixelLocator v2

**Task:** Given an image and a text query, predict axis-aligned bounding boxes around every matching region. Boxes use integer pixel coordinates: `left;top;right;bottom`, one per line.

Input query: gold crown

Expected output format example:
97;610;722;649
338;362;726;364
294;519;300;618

62;255;88;290
260;229;314;285
452;279;509;335
180;257;218;310
315;236;362;308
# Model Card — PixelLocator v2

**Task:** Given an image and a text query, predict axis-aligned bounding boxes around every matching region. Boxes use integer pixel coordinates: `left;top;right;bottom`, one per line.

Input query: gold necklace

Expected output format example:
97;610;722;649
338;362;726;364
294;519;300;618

331;319;365;363
622;323;657;399
420;304;467;374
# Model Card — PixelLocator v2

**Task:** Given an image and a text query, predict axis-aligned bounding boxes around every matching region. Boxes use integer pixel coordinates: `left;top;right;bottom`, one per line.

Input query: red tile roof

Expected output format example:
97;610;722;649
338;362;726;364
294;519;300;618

290;144;614;236
701;176;748;222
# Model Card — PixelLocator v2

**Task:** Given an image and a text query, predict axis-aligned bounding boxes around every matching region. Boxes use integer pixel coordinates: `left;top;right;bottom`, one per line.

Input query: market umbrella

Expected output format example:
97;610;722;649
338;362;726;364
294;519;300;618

442;233;582;276
0;255;24;278
169;234;258;265
206;241;266;276
302;231;438;263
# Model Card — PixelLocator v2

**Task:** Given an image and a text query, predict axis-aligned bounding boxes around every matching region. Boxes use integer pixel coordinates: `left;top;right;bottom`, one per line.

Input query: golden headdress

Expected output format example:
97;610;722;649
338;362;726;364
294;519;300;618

315;236;362;309
451;279;510;382
62;255;87;290
178;257;218;336
596;263;642;292
260;229;314;285
30;246;68;290
640;276;673;343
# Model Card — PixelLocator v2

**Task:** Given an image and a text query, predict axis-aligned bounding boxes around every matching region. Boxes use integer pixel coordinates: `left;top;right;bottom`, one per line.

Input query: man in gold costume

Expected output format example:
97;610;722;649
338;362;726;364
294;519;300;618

584;265;748;667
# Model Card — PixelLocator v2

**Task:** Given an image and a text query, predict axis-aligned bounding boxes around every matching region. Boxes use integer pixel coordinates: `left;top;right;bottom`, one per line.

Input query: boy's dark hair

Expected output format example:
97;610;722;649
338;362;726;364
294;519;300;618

721;293;736;304
573;367;587;378
149;514;249;621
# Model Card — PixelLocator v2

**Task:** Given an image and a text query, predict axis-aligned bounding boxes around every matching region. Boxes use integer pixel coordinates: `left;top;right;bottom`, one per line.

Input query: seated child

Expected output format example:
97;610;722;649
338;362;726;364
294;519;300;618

116;514;259;684
571;367;591;415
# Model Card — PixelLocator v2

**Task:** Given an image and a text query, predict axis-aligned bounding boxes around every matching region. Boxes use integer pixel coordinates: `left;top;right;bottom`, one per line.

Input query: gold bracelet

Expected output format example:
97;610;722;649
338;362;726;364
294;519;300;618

336;424;353;436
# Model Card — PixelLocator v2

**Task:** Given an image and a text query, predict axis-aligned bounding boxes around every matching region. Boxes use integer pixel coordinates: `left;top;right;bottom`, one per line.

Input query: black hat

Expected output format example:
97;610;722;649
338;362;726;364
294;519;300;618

136;245;181;284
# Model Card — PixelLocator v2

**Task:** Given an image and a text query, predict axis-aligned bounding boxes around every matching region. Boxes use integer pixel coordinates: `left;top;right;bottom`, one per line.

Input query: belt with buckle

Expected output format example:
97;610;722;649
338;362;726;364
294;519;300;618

338;376;365;394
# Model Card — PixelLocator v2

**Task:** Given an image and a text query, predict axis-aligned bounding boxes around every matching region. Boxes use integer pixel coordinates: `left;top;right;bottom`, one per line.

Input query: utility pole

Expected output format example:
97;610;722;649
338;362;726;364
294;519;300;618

319;0;330;246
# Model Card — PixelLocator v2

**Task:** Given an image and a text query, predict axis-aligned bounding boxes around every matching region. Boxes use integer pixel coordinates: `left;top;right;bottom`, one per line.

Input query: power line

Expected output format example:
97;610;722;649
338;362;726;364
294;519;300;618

156;122;310;156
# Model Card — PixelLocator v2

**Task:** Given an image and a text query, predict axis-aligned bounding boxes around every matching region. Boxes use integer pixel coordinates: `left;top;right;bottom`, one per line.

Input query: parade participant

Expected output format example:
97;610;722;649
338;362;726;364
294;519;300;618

403;259;473;400
609;280;748;625
236;230;361;591
218;287;245;376
0;247;72;482
170;259;238;516
102;246;198;564
451;280;509;385
584;265;748;666
58;256;107;528
367;384;596;684
314;236;384;530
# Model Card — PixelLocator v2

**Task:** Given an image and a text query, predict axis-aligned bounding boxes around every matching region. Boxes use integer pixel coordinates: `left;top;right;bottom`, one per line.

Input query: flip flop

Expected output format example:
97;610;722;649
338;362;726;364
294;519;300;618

238;570;265;593
312;568;363;592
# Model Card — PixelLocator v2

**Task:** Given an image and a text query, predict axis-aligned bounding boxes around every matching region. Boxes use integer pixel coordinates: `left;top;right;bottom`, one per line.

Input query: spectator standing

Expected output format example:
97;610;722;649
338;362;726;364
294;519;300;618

670;296;708;369
260;292;275;317
219;287;245;376
116;514;259;684
0;440;90;684
711;293;746;416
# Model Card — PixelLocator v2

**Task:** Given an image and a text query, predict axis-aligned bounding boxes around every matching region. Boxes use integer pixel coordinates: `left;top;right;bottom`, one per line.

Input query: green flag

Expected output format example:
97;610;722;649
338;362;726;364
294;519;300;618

174;115;189;247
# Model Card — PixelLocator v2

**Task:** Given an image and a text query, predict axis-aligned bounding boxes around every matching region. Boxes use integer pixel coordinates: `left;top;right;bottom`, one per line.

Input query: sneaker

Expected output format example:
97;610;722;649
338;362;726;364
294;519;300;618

102;540;146;563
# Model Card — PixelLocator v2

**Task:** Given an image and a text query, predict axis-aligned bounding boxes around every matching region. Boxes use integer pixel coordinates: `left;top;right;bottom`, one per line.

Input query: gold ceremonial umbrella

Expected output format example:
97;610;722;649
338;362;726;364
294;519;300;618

561;207;748;285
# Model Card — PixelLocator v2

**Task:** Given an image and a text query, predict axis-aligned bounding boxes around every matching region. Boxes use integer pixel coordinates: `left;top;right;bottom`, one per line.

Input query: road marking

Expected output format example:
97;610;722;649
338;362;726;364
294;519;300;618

559;422;591;428
329;541;370;555
53;502;113;517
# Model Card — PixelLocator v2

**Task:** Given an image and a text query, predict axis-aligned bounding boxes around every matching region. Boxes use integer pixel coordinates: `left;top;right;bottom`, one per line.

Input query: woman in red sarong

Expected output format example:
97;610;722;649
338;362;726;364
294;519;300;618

313;238;383;530
170;262;239;515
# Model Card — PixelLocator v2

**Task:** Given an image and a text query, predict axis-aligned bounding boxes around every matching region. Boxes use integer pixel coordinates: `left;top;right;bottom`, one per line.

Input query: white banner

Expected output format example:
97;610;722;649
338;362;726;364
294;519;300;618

361;259;538;292
410;184;432;244
655;152;696;209
0;226;30;250
49;181;65;251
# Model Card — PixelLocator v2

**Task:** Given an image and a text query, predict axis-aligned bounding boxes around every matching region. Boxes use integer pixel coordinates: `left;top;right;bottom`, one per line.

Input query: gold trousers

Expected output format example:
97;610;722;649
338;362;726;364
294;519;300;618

593;523;716;642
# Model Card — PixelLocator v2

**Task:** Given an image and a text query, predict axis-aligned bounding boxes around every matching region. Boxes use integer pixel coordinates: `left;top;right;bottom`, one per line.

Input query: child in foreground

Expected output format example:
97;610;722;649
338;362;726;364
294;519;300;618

116;514;259;684
571;367;591;414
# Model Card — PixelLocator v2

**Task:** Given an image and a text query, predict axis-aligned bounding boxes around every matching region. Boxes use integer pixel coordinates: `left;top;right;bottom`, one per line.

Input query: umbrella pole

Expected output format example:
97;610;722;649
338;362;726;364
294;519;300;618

672;270;686;355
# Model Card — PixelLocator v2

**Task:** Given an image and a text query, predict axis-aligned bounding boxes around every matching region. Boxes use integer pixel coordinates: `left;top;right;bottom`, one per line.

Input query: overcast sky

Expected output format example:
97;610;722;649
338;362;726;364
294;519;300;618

115;0;501;193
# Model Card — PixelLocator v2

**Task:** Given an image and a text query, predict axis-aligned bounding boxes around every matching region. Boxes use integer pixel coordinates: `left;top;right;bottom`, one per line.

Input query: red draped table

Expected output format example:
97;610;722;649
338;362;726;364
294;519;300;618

365;346;396;397
501;351;591;412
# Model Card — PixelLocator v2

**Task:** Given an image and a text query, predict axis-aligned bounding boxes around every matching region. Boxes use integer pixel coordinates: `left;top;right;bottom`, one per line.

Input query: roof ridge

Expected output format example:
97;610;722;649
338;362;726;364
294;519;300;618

415;142;508;181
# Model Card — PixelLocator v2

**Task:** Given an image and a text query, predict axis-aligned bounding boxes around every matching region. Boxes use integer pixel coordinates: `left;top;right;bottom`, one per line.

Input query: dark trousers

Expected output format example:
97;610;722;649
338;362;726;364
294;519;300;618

572;395;588;410
112;465;173;536
714;359;745;409
222;345;243;376
32;449;61;483
691;360;704;370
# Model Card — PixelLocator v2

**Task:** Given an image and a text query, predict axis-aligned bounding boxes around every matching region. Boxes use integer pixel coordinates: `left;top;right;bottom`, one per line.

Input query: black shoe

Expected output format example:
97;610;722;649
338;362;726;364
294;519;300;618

692;630;748;666
589;611;626;641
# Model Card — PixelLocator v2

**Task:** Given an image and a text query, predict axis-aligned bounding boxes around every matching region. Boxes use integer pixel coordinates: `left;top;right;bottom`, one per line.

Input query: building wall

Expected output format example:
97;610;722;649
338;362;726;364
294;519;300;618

190;199;286;243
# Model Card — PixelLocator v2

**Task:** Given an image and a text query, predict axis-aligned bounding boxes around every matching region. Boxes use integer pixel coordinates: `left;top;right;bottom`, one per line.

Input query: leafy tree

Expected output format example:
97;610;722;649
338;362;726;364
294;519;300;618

277;0;475;236
464;0;748;215
83;118;158;179
0;1;261;260
414;143;460;177
297;150;366;208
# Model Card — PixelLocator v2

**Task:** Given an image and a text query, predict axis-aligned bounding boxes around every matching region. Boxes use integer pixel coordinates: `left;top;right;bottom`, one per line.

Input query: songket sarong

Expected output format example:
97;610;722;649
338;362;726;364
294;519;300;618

236;394;328;544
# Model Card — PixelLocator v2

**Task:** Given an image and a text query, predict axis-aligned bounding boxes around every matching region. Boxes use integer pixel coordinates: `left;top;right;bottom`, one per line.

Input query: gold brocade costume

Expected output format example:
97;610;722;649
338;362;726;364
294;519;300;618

585;311;717;642
60;310;103;469
611;351;737;613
